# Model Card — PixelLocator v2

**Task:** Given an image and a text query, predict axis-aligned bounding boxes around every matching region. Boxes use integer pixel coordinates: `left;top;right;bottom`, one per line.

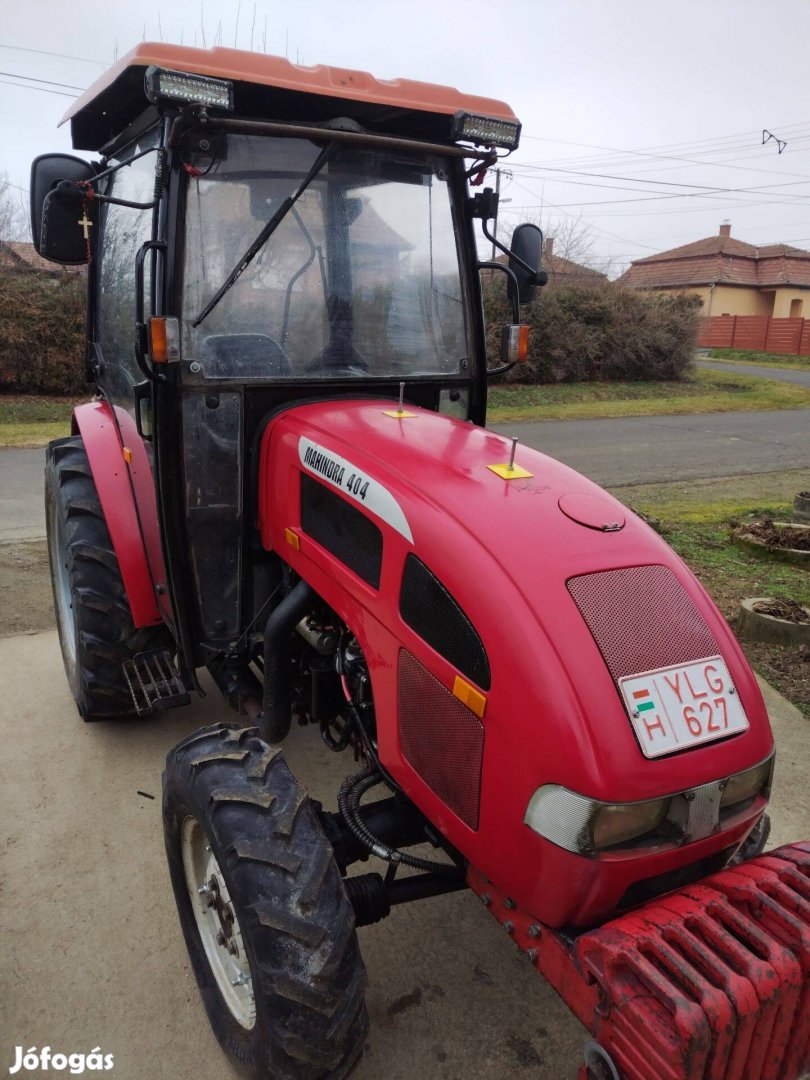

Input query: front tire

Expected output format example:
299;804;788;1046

163;723;368;1080
45;435;172;720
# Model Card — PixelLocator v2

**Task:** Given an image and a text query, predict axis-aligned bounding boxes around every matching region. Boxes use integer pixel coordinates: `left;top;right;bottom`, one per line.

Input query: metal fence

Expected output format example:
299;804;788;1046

697;315;810;356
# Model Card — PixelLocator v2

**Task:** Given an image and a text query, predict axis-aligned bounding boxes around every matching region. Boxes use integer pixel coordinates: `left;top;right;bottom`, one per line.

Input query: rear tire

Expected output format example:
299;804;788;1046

163;723;368;1080
45;435;171;720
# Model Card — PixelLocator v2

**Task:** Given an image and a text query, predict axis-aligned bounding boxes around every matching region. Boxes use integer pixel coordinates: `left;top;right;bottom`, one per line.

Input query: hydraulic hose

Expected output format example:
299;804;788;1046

260;579;317;743
338;770;463;876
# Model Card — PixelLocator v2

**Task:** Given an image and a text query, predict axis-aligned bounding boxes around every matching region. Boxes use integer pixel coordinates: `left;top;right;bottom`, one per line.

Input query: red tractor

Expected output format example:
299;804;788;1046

35;43;809;1080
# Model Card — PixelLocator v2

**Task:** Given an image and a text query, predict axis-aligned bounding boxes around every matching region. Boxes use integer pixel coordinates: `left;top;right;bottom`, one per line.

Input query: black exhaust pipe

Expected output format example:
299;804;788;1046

260;579;317;743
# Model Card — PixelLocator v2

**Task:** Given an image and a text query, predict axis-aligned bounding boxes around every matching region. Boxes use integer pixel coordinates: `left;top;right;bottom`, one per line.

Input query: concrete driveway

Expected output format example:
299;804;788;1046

1;630;808;1080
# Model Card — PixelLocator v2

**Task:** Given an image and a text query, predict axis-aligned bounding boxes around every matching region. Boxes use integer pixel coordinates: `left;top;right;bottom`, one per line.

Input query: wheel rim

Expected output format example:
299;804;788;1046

181;816;256;1030
48;497;77;670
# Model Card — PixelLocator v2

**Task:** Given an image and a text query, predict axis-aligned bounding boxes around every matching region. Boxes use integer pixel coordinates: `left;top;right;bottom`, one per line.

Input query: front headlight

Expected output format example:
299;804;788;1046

524;785;671;855
525;754;773;858
591;800;670;849
720;759;773;808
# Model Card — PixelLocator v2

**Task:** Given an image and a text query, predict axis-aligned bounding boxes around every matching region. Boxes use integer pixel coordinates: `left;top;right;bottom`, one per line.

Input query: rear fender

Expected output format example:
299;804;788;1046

72;400;163;628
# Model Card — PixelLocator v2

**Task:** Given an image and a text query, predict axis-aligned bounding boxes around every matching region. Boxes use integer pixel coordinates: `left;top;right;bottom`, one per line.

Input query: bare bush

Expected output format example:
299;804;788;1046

0;273;87;394
0;173;28;243
484;277;701;383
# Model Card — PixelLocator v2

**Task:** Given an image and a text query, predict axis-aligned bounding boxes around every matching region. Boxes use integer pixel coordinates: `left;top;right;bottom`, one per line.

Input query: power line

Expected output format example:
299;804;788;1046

0;70;86;91
516;137;810;184
0;78;77;98
502;176;662;254
582;197;810;219
514;189;809;210
504;167;810;208
0;42;106;66
510;162;782;194
519;120;810;170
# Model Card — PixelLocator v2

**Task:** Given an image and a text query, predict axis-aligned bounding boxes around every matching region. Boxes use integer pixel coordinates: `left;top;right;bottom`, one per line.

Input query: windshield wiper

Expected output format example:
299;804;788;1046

192;141;337;328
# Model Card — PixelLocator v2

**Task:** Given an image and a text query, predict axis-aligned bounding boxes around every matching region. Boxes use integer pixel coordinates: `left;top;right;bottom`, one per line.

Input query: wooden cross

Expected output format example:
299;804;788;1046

78;211;93;240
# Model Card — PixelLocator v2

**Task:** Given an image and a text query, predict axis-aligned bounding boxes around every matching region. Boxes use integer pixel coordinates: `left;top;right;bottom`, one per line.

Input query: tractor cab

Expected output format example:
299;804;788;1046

33;44;538;680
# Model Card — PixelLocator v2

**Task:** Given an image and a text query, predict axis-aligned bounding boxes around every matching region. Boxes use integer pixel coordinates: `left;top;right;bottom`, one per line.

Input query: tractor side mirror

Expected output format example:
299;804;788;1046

507;223;547;305
30;154;97;265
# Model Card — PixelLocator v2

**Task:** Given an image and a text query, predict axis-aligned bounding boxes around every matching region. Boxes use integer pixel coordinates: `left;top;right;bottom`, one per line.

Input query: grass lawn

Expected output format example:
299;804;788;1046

4;368;810;445
0;395;80;447
487;368;810;423
610;469;810;716
708;348;810;370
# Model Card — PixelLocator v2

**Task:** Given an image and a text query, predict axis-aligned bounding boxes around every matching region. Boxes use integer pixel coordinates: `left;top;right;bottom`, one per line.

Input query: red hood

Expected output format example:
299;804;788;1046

257;399;773;925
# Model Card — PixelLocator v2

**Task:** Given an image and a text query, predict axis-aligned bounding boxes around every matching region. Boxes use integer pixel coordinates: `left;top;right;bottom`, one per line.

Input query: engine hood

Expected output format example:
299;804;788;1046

257;399;773;925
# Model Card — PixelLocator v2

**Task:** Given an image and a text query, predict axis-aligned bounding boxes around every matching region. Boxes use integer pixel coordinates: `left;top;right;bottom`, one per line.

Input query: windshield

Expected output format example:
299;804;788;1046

182;134;468;379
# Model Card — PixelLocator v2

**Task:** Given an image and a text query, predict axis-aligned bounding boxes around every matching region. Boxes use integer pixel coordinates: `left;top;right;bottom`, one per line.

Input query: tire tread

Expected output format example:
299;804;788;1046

163;725;368;1079
45;435;171;720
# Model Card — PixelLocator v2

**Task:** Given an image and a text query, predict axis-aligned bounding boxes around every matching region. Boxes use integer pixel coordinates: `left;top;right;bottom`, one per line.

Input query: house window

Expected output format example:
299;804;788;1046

790;299;803;318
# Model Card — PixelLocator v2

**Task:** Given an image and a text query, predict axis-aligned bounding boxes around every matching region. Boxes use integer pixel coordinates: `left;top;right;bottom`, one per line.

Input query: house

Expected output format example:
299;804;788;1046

0;240;85;278
617;224;810;318
540;237;608;286
491;237;608;287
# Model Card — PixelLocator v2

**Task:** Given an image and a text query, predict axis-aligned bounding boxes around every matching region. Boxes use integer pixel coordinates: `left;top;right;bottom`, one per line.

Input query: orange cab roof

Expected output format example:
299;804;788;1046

61;42;517;140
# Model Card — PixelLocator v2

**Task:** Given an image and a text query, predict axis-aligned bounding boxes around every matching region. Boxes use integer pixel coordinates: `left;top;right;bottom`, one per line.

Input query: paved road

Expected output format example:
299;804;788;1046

4;408;810;543
493;407;810;488
0;447;44;543
698;358;810;387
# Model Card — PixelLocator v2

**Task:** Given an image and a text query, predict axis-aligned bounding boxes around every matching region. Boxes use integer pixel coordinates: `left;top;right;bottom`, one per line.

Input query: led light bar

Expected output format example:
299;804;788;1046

144;66;234;111
452;110;521;150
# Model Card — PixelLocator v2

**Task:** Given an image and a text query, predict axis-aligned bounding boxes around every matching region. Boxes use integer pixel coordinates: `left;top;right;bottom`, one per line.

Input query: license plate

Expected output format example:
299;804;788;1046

619;656;749;759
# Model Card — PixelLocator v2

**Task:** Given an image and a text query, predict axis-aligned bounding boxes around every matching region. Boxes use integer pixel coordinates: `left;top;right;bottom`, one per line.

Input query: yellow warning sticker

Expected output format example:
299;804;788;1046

487;463;533;480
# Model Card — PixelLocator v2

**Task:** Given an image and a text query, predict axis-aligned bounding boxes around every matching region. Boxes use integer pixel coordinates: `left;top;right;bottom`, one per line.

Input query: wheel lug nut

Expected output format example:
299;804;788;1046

231;973;250;987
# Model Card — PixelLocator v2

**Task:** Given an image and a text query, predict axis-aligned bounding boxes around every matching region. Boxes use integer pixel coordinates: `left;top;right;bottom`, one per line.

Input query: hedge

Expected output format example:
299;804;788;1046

484;279;702;382
0;270;701;395
0;273;86;394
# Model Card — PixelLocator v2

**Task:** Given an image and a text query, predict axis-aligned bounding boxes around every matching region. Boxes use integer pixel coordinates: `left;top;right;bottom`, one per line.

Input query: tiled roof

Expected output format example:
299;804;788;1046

493;246;607;283
0;240;86;276
619;228;810;289
544;251;608;281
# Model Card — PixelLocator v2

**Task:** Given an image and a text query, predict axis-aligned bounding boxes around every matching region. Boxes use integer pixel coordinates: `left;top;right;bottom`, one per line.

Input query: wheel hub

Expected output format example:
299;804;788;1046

48;499;77;669
201;875;241;956
181;817;256;1030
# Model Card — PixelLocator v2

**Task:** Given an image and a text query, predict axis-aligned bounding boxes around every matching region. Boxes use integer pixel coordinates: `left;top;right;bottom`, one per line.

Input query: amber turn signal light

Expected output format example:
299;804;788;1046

501;324;529;364
148;317;181;364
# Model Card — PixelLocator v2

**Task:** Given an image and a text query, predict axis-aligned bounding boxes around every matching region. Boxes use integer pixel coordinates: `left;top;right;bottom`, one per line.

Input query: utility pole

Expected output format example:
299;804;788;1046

491;168;501;261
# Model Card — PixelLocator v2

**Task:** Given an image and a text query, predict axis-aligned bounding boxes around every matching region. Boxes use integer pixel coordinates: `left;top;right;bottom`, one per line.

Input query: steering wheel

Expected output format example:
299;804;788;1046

199;334;293;377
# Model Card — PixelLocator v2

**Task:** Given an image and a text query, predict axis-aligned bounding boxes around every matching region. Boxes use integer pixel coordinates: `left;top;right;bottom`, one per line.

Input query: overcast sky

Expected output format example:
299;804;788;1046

1;0;808;275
